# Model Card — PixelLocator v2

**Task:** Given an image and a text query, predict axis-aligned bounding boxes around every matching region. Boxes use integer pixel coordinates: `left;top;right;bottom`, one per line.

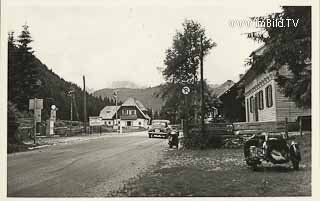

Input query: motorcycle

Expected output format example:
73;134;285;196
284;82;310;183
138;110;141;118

244;133;301;170
168;130;179;149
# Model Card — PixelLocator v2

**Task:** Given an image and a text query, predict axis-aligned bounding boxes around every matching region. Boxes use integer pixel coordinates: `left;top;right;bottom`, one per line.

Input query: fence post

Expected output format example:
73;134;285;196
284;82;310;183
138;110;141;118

285;117;289;139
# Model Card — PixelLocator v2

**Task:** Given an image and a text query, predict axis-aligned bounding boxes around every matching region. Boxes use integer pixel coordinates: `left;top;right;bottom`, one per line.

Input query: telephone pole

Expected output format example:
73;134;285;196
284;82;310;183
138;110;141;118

200;34;205;137
83;75;87;134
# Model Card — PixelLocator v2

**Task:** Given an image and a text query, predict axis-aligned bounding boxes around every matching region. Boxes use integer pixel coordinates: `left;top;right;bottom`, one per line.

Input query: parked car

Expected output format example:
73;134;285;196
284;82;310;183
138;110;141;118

148;120;171;138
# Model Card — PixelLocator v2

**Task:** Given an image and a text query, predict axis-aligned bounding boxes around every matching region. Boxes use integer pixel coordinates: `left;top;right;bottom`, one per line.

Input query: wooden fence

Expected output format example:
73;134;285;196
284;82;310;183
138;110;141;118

187;120;289;138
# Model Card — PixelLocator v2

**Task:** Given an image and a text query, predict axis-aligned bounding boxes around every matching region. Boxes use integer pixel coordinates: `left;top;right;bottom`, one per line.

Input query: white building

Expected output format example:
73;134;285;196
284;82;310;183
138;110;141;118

99;97;151;128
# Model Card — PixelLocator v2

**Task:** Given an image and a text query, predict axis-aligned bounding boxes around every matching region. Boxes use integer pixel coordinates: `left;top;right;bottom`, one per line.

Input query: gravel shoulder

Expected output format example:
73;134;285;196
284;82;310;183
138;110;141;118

112;134;311;197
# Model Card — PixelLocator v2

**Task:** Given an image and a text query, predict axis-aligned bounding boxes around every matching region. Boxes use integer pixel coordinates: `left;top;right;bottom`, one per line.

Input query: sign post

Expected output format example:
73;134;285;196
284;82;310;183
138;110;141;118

89;116;104;134
29;98;43;144
182;86;190;138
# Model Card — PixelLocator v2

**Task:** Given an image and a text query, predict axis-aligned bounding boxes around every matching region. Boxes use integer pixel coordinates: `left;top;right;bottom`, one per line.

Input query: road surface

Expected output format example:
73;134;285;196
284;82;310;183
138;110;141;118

7;131;167;197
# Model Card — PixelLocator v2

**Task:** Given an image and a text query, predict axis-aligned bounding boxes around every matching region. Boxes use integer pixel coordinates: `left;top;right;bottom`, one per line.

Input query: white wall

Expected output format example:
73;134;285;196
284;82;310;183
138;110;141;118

245;72;277;122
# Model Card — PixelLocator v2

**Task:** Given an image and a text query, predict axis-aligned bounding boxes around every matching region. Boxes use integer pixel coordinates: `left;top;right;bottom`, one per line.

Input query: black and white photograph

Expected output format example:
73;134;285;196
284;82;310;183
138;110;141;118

0;0;319;198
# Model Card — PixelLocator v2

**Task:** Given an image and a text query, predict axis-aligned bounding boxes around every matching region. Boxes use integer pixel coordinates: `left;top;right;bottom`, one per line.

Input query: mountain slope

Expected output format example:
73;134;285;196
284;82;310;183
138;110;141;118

93;86;164;112
93;80;235;113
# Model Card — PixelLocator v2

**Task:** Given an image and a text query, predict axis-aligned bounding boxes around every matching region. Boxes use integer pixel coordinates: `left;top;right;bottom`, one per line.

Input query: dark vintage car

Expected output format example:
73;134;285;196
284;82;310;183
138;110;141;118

148;120;171;138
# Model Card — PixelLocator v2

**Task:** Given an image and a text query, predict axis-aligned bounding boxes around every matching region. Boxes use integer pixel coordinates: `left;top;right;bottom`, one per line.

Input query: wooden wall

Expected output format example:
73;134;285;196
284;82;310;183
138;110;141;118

275;84;311;122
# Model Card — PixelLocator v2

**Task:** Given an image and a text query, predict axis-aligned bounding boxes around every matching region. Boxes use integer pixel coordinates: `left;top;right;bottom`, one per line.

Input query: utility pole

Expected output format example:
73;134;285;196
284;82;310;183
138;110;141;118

113;91;118;132
70;94;73;121
200;34;205;137
83;75;87;134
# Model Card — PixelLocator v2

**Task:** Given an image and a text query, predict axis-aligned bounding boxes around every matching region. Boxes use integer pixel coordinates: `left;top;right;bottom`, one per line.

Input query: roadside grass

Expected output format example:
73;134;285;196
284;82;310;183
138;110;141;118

7;143;33;153
112;134;311;197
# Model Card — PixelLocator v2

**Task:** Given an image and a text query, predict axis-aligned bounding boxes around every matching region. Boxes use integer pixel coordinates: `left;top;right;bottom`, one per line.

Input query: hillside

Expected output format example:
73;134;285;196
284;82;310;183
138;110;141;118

8;41;109;121
93;86;164;112
93;80;235;113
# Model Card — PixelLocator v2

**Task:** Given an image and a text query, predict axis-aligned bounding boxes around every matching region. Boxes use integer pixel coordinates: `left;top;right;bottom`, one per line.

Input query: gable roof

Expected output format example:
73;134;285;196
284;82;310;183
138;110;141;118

99;106;120;119
238;45;269;87
135;100;147;111
122;97;150;120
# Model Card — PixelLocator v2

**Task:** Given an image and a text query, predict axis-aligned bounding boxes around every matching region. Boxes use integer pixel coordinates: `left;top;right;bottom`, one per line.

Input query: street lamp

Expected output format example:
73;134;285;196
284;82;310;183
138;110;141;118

67;90;74;121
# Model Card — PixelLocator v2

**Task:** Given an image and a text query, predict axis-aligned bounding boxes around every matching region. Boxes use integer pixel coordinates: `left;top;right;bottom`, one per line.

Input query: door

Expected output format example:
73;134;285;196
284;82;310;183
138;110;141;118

254;95;259;121
126;121;132;126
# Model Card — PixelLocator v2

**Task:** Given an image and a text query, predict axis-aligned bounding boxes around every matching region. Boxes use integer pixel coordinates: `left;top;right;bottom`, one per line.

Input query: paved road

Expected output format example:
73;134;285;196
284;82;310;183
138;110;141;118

7;131;167;197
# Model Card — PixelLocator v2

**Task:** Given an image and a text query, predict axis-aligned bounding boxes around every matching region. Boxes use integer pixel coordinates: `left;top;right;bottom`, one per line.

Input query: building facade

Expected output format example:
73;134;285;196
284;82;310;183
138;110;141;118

242;60;311;123
99;97;151;128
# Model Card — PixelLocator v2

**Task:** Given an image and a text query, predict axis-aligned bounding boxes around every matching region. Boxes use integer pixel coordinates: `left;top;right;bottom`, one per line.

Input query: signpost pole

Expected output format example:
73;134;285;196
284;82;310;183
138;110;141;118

83;75;87;134
182;86;190;139
33;98;37;144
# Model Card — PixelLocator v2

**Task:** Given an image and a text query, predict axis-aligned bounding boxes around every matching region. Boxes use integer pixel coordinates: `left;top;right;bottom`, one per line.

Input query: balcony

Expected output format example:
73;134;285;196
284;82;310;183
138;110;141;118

120;114;137;120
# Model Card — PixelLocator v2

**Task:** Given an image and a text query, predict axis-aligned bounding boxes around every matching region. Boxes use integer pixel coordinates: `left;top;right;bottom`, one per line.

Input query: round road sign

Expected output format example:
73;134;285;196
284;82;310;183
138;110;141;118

182;86;190;95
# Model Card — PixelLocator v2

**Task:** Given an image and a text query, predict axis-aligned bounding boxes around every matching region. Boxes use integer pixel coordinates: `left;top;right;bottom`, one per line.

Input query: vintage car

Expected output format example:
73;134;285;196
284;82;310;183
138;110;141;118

244;133;301;170
148;120;171;138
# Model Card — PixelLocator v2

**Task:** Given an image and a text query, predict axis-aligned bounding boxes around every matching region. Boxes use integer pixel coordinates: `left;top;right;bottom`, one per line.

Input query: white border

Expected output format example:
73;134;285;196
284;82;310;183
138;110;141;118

1;1;319;201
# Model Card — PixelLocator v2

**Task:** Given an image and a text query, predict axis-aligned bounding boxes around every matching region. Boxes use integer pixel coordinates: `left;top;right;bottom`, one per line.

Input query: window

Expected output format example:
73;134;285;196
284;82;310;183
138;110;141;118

122;109;136;115
265;85;273;108
258;90;264;110
249;96;254;113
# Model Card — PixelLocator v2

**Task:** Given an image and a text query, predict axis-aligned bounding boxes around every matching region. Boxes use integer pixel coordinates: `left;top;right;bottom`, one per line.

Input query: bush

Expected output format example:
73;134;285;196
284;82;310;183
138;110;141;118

288;122;299;132
181;130;224;149
7;102;20;144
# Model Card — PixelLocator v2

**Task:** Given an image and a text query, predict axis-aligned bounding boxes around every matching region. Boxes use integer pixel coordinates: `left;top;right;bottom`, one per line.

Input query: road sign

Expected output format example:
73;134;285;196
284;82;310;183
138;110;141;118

35;109;41;122
182;86;190;95
29;98;43;110
89;116;104;126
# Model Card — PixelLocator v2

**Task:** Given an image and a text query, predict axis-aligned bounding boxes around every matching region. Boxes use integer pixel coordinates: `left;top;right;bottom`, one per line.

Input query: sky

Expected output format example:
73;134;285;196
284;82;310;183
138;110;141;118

6;0;283;90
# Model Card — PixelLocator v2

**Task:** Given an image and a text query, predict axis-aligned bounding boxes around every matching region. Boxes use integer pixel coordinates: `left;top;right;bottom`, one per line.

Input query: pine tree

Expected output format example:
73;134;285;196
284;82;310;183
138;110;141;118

14;24;40;111
8;32;19;103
